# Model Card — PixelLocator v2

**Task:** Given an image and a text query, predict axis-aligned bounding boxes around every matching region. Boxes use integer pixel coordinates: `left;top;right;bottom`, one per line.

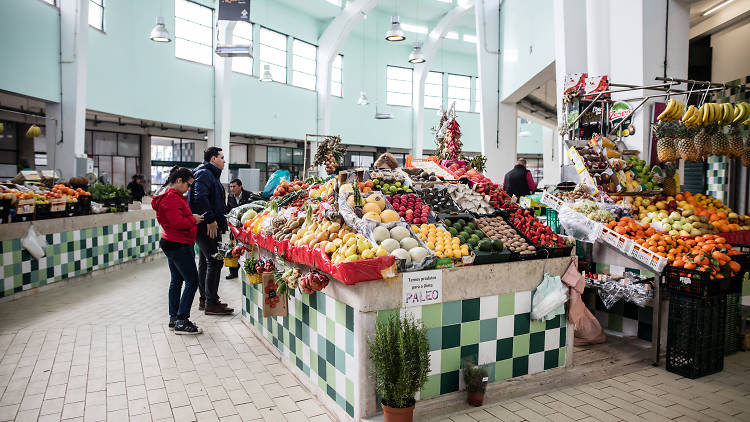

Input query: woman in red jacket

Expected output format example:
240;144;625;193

152;167;204;335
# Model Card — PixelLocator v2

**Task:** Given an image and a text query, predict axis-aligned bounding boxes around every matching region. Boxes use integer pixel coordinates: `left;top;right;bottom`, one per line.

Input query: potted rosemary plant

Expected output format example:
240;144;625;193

369;314;430;422
463;360;489;407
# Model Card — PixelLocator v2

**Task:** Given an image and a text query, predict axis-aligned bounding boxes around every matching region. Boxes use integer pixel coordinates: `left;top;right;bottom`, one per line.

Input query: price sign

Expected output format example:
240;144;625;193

402;270;442;308
218;0;251;22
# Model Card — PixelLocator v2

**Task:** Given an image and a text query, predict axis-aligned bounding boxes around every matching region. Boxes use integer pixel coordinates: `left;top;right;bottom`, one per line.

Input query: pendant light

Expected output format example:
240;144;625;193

261;64;273;82
357;91;369;105
408;42;425;63
385;16;406;41
150;16;171;42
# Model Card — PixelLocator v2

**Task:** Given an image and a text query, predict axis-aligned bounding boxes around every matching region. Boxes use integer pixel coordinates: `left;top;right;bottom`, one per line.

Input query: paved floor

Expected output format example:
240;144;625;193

0;257;749;422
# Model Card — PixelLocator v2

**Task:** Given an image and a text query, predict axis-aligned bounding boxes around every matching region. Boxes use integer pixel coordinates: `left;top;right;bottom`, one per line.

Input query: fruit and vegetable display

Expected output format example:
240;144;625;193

474;216;534;255
403;167;441;183
444;161;492;185
473;183;517;209
372;224;432;266
413;223;471;260
417;187;460;214
386;193;431;225
505;208;572;248
368;170;413;195
568;201;614;223
313;135;347;175
444;183;494;215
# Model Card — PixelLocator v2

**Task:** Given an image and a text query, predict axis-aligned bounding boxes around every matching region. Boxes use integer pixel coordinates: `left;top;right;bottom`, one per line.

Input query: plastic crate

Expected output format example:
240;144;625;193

664;266;741;298
666;293;726;379
726;292;740;355
730;243;750;274
546;208;560;233
628;242;668;272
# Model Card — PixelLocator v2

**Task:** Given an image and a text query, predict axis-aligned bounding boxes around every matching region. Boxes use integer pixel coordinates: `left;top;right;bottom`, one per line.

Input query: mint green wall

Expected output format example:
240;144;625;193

517;118;543;154
499;0;554;100
0;0;61;102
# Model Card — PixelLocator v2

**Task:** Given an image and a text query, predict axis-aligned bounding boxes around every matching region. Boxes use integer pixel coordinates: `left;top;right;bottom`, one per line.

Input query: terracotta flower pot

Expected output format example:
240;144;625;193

467;391;485;407
381;400;415;422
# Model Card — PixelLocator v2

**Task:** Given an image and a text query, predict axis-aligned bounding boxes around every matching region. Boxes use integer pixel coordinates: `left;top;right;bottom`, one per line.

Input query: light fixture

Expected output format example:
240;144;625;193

149;16;171;42
357;91;369;105
408;42;425;63
702;0;733;16
385;16;406;41
374;104;393;120
261;64;273;82
215;44;253;58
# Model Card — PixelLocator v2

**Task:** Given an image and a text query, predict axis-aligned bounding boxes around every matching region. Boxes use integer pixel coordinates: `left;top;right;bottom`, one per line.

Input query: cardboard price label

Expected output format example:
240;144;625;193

567;147;586;174
402;270;443;308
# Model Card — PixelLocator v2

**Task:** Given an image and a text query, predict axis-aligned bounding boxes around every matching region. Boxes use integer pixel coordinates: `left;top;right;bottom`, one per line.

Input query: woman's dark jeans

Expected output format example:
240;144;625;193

163;244;200;320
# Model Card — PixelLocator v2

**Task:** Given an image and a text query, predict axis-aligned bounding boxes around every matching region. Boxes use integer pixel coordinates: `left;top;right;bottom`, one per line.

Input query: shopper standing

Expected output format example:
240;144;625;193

189;147;233;316
502;158;537;199
127;174;146;202
152;166;203;335
225;178;252;280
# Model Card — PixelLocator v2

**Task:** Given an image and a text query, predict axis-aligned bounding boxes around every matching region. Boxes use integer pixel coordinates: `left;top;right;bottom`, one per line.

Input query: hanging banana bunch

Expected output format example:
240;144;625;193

657;99;684;122
683;102;750;127
25;124;42;138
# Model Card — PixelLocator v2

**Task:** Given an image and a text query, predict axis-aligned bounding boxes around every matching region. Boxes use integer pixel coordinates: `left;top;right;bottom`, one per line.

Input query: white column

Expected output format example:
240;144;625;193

553;0;587;183
59;0;89;179
212;20;236;184
585;0;610;77
475;0;500;172
492;102;517;183
45;103;61;173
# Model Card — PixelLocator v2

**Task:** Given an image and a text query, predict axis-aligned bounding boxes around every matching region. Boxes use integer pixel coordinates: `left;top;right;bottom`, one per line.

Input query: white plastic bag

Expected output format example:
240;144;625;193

531;273;568;321
22;226;47;260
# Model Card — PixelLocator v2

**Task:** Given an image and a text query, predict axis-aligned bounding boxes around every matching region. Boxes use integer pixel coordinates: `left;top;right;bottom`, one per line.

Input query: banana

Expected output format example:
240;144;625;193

710;103;720;124
675;101;685;120
700;103;709;125
738;102;750;123
723;103;734;125
658;99;675;121
682;105;697;122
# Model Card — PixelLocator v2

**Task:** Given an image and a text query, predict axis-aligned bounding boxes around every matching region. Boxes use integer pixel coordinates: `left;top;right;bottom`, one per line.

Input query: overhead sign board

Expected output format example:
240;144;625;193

218;0;250;22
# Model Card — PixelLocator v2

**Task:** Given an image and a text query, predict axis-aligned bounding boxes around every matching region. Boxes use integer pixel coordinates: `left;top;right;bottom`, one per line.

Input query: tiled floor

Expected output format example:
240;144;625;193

0;258;334;422
1;257;750;422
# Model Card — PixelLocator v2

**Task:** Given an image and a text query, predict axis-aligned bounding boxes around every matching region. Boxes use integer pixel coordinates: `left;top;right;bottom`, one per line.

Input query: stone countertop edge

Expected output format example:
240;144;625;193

0;209;157;240
320;256;574;313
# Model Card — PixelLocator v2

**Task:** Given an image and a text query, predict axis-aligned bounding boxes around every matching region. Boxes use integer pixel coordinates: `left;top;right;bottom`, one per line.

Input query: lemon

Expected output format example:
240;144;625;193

453;249;462;257
444;250;454;258
418;233;427;241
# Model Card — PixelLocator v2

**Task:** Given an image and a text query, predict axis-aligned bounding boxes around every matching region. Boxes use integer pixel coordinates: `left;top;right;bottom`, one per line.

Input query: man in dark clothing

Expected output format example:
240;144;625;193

225;179;252;279
503;158;538;199
188;147;232;316
127;175;146;202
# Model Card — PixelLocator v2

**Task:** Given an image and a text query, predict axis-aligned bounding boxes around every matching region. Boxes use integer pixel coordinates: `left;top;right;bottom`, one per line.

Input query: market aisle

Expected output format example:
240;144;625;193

431;353;750;422
0;258;334;422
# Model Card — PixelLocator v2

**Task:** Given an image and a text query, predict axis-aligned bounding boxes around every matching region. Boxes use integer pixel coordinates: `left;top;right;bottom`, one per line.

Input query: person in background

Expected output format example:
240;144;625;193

502;158;537;199
225;178;252;280
151;166;203;335
189;147;232;316
374;152;399;170
127;174;146;202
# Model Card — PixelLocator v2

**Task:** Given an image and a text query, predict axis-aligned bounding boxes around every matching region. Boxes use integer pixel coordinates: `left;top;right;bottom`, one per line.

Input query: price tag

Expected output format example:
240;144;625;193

402;270;443;308
567;147;586;174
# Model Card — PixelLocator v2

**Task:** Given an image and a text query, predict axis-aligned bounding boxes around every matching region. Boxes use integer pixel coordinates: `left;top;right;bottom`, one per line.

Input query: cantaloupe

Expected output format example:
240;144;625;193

363;212;381;222
381;238;400;253
391;248;411;264
372;226;390;243
390;226;411;242
409;247;429;264
363;203;381;215
380;209;399;223
400;237;418;251
367;193;386;211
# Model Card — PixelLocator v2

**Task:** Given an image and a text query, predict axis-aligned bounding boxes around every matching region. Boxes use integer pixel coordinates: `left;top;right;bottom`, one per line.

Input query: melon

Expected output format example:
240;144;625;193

363;212;382;222
363;203;381;215
340;184;354;194
381;238;400;253
400;237;418;251
391;248;411;264
372;226;391;243
409;247;429;264
390;226;411;242
366;193;386;211
346;195;356;208
380;209;400;223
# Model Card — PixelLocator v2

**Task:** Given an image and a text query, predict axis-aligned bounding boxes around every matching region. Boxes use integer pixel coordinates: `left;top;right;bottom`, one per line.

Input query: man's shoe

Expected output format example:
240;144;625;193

204;304;233;315
226;273;238;280
199;298;205;310
168;318;175;331
174;320;202;335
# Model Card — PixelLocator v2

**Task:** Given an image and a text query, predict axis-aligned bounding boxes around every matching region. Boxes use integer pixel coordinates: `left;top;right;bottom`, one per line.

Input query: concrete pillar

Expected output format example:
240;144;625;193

58;0;89;179
475;0;500;177
211;20;236;184
553;0;587;180
492;102;517;183
585;0;610;77
45;103;61;173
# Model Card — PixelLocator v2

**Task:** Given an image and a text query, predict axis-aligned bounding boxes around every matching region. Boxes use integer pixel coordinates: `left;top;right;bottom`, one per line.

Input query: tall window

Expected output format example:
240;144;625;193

386;66;413;107
41;0;57;6
88;0;103;30
231;21;253;75
292;39;317;90
175;0;213;65
473;77;481;113
331;54;343;97
424;71;443;109
260;27;287;83
448;74;471;112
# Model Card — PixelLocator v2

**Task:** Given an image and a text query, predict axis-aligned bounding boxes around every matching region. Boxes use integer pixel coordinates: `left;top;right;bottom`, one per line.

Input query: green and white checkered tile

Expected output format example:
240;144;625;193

242;277;356;418
1;219;161;298
377;291;567;400
592;263;654;341
743;276;750;306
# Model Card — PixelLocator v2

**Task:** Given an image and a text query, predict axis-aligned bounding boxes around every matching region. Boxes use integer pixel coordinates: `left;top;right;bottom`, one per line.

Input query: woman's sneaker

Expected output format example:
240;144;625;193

174;320;202;335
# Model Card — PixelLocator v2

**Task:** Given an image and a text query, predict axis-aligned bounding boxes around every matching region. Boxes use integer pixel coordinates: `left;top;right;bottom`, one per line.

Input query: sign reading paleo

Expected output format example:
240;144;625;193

218;0;251;22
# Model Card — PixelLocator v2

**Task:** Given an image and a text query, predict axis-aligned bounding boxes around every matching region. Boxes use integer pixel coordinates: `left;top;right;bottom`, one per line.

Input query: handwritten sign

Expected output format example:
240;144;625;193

402;270;442;308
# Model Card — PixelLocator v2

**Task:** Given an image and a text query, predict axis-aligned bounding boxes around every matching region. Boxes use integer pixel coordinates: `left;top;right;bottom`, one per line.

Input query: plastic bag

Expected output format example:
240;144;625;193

22;226;47;260
262;169;290;199
558;204;603;243
531;273;568;321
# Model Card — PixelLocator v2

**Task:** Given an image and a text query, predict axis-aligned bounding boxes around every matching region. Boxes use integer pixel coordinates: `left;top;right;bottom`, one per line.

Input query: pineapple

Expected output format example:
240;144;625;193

743;137;750;167
711;125;729;156
677;125;699;161
662;162;677;196
694;127;712;159
655;121;677;162
728;126;744;159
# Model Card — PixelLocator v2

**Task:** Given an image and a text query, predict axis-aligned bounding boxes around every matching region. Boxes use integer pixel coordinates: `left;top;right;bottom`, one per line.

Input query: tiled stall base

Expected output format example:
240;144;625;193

592;262;654;341
1;219;160;298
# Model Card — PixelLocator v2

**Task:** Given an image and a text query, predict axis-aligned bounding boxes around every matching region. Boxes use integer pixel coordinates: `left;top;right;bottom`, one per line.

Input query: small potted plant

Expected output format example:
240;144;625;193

463;360;489;407
369;314;430;422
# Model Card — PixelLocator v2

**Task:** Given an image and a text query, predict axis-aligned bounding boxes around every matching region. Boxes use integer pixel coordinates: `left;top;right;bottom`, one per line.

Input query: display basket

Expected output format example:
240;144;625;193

34;203;51;220
223;257;239;268
628;242;668;272
726;292;740;355
546;208;560;233
77;196;91;215
472;249;510;265
729;243;750;273
64;202;78;217
599;226;633;252
666;293;726;379
540;244;575;258
663;266;741;297
245;272;263;285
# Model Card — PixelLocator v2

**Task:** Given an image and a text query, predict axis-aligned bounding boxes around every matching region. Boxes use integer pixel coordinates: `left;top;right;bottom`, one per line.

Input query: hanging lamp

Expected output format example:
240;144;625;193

408;42;425;63
260;64;273;82
385;16;406;41
150;16;172;42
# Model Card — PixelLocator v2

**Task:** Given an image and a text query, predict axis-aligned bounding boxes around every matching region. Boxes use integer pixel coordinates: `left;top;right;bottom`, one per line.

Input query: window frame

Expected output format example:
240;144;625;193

231;21;254;76
331;54;344;97
259;26;288;83
291;38;318;91
174;0;214;66
39;0;58;7
386;65;414;107
447;73;472;112
424;71;443;110
88;0;104;31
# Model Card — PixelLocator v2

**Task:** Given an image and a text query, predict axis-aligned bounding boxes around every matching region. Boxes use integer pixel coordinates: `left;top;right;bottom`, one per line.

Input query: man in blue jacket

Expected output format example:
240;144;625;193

189;147;232;316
